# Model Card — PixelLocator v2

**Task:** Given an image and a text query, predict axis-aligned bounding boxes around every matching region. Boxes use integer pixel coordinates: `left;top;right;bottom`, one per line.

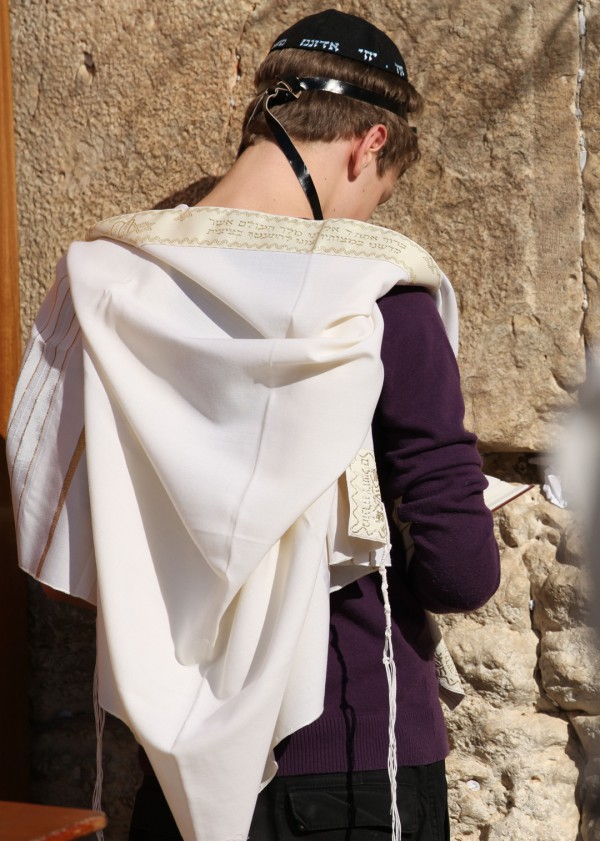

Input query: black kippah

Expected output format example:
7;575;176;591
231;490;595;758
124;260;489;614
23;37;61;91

270;9;408;81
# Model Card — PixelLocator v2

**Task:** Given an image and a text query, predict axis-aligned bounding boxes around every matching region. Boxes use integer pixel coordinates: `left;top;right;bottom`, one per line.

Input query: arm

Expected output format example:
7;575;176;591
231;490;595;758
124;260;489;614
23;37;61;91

373;285;500;613
7;263;97;604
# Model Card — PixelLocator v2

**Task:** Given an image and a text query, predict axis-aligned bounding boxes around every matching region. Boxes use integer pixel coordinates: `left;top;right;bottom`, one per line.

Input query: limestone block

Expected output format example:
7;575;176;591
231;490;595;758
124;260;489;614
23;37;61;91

572;713;600;758
532;563;593;631
480;707;571;756
10;0;255;335
444;622;538;708
447;628;536;707
582;1;600;349
371;1;585;450
11;0;585;449
581;772;600;841
450;760;498;828
484;806;580;841
496;489;569;566
446;707;580;840
571;716;600;841
540;627;600;712
580;757;600;841
558;517;589;567
447;698;572;759
437;476;585;835
486;547;535;631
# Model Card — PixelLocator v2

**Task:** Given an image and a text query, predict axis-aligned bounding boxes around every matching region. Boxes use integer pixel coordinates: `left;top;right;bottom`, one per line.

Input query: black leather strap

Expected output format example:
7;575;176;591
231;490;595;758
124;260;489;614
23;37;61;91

294;77;405;117
257;76;408;220
262;82;323;220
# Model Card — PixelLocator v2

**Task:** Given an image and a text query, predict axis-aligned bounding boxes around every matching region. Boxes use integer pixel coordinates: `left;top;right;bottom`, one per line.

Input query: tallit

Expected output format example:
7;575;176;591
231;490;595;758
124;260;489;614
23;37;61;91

8;207;457;841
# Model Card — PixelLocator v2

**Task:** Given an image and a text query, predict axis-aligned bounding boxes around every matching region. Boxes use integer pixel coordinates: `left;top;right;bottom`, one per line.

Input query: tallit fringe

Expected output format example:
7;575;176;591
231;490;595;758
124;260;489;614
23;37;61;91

93;661;106;841
378;562;401;841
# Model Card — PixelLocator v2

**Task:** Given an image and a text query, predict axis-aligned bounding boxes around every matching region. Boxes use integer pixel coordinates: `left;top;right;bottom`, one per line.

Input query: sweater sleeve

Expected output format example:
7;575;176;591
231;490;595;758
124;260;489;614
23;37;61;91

372;285;500;614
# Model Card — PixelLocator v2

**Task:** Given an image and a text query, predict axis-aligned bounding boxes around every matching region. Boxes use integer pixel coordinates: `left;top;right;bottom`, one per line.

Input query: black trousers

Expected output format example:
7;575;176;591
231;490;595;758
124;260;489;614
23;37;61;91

129;762;450;841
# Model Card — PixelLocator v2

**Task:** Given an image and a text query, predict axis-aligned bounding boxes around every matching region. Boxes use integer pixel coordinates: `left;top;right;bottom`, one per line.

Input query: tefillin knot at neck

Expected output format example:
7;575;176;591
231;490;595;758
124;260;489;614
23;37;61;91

259;78;323;220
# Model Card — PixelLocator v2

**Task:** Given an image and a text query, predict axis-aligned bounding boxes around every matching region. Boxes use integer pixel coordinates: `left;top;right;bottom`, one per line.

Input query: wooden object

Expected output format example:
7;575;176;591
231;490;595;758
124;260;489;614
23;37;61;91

0;0;28;802
0;1;20;431
0;802;106;841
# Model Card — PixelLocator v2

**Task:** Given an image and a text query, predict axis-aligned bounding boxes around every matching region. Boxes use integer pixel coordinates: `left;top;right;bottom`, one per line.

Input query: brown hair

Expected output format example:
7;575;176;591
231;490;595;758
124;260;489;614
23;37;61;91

240;48;423;177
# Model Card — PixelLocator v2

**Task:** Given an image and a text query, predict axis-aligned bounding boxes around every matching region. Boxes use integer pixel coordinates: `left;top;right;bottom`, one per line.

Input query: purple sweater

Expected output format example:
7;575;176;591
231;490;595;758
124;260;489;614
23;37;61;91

274;285;500;774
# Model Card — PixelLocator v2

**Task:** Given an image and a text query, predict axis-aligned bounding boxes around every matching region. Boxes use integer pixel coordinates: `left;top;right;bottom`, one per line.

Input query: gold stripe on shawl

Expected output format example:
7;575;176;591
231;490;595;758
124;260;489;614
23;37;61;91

14;317;81;526
36;428;86;577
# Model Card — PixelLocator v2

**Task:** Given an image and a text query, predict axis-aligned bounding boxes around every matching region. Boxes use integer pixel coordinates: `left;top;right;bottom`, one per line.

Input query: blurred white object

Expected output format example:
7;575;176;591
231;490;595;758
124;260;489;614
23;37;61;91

558;393;600;517
542;472;568;509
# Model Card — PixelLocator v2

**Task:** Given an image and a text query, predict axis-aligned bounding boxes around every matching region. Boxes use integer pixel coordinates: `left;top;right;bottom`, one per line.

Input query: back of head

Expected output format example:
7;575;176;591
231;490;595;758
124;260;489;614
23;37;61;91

240;9;423;178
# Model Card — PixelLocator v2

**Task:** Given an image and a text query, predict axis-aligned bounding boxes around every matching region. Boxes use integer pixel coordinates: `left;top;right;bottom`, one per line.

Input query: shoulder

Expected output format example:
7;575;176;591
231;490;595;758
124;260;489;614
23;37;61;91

378;285;440;320
377;285;453;365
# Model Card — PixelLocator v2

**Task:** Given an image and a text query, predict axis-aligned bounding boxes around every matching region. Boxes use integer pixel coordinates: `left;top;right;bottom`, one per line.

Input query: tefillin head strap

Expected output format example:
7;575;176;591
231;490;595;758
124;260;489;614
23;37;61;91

258;76;406;221
260;79;324;220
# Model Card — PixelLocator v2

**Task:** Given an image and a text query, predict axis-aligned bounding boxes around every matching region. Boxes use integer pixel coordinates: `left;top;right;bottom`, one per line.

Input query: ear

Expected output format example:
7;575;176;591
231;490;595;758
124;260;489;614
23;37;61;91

349;124;388;179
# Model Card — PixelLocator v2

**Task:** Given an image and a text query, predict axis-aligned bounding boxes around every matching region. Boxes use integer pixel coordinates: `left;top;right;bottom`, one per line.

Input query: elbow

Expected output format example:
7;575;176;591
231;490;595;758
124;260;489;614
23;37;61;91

413;539;501;615
439;574;500;613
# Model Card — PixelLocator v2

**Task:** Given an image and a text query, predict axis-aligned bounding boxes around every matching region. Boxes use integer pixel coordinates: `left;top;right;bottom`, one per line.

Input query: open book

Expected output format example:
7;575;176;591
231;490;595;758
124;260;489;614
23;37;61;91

483;474;534;512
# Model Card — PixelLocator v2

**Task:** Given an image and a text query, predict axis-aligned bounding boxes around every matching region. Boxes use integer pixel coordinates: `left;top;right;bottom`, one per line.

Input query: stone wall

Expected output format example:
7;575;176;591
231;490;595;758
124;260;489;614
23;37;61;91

9;0;599;839
442;471;593;839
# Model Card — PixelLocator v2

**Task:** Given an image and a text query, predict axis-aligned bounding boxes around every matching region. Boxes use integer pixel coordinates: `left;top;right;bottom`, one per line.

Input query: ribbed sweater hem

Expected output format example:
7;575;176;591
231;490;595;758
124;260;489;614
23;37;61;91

275;711;449;776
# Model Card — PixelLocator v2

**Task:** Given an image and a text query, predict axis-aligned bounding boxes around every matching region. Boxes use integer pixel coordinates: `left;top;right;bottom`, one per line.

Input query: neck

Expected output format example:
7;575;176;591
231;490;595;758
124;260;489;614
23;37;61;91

196;139;361;220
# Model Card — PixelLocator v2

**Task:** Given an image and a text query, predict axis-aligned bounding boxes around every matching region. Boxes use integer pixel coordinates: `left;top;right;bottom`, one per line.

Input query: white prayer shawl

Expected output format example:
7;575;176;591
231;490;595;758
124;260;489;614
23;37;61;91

8;207;458;841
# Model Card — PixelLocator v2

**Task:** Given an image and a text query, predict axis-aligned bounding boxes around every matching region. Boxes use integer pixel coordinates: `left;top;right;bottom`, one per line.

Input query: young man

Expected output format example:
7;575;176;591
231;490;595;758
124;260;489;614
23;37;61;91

8;10;499;841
